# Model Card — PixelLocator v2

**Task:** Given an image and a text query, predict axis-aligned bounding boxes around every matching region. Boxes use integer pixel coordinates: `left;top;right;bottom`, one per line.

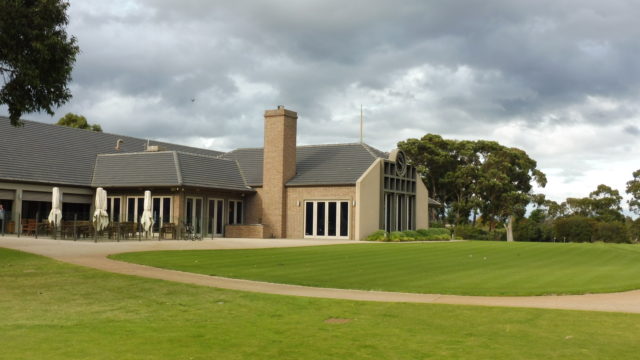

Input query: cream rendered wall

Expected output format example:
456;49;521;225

416;176;429;229
355;158;383;240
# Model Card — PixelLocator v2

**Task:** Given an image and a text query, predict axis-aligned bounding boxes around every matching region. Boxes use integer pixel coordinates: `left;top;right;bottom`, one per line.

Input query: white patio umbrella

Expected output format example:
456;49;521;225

92;188;109;231
140;190;154;233
47;187;62;227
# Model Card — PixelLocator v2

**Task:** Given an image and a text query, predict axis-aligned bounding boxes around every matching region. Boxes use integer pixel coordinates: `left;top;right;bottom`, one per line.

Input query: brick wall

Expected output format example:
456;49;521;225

225;224;272;239
262;107;297;238
285;185;356;239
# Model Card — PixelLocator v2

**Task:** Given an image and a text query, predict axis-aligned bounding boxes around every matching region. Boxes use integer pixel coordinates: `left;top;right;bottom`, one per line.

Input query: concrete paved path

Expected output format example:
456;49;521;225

2;236;640;314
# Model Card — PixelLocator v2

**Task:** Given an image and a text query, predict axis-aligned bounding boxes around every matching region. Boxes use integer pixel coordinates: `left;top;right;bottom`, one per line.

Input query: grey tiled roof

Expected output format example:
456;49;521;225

92;151;252;191
0;117;223;187
224;143;388;186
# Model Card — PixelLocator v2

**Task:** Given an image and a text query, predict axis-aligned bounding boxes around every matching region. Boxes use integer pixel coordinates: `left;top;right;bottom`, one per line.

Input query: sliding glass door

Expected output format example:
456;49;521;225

304;200;349;239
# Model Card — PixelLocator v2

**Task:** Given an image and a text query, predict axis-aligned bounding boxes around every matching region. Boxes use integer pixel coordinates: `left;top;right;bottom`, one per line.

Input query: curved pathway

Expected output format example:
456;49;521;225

2;236;640;314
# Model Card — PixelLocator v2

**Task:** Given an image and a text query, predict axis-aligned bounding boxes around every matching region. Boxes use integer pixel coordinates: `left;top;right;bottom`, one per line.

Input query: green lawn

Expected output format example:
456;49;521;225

3;247;640;359
112;241;640;296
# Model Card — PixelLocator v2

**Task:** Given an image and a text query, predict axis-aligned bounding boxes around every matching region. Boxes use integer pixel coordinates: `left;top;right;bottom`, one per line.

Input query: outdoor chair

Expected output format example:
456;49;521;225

159;222;177;240
21;219;37;236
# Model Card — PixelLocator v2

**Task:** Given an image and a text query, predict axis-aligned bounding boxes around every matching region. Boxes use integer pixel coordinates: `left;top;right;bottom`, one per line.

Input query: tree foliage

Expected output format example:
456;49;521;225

56;113;102;132
565;184;624;222
0;0;79;126
626;169;640;215
398;134;546;238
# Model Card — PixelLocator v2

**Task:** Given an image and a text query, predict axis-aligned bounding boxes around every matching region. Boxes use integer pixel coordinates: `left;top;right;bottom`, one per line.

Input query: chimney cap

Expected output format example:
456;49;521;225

277;105;285;109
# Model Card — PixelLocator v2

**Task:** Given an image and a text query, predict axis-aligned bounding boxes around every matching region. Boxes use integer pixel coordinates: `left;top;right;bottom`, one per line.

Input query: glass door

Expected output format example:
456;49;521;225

185;197;203;234
207;199;224;236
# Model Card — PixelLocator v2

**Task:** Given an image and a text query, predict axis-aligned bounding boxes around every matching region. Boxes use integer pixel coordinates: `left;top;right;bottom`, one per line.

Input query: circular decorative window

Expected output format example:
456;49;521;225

396;150;407;176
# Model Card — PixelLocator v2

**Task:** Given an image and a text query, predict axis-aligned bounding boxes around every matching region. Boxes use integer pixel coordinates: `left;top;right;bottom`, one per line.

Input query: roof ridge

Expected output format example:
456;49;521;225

96;150;176;157
232;159;252;190
175;150;237;161
172;152;183;185
228;142;380;153
360;143;386;159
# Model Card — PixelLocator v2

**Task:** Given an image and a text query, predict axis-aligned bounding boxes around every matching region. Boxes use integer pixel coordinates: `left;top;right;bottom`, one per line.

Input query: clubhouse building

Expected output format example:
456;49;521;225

0;106;429;240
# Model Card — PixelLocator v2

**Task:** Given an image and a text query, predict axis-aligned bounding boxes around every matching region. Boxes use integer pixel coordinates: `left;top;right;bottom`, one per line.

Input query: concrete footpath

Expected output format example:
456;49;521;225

2;236;640;314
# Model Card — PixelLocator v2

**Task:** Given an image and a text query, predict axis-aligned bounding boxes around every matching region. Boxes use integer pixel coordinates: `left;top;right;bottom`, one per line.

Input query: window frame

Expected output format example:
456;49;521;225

303;200;350;239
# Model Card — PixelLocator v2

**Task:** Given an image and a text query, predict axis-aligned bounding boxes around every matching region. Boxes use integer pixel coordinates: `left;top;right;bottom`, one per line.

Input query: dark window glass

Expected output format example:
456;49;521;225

328;202;337;236
385;194;392;232
127;198;135;222
208;200;215;234
228;201;235;225
113;198;120;222
305;202;314;236
340;202;349;237
397;195;404;231
186;198;193;225
162;198;171;225
152;198;161;231
216;201;223;234
236;201;243;224
137;198;144;222
317;202;325;236
195;199;202;233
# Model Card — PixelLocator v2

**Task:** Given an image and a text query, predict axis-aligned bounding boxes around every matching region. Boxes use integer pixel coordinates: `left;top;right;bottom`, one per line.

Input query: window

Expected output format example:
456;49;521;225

151;196;172;232
126;196;145;222
304;200;350;239
228;200;243;225
207;199;224;236
186;197;203;233
107;197;121;222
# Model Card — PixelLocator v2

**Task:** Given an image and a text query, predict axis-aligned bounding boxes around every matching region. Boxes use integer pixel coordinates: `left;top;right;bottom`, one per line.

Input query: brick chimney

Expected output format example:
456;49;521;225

262;105;297;238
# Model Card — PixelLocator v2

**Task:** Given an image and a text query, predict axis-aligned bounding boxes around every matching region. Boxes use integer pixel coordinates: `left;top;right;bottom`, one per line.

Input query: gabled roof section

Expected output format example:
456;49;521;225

92;151;252;191
92;152;180;187
223;143;388;186
0;118;223;187
176;152;251;191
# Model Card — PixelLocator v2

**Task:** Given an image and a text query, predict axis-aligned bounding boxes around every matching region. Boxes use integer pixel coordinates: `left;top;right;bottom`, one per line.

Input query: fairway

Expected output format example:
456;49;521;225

112;241;640;296
4;247;640;359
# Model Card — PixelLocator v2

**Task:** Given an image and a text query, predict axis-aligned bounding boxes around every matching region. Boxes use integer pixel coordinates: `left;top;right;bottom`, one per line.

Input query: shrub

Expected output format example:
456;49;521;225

514;218;542;242
454;225;489;240
366;230;388;241
490;228;507;241
402;230;420;240
627;218;640;243
389;231;407;242
593;222;630;243
429;222;446;228
553;216;595;243
416;228;450;240
365;228;451;242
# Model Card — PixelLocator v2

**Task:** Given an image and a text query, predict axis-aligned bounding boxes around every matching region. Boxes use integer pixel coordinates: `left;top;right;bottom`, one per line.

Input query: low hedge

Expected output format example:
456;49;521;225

366;228;451;242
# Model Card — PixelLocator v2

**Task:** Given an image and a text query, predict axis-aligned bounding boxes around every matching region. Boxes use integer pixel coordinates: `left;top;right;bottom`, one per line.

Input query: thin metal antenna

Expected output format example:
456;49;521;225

359;104;363;144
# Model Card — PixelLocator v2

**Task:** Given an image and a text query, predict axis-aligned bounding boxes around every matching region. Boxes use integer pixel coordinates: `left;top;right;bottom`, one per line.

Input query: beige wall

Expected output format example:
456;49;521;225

285;186;356;239
416;176;429;229
243;187;263;224
355;158;383;240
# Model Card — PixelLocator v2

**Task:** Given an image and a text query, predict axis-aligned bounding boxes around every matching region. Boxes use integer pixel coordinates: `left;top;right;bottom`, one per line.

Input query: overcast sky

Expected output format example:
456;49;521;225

7;0;640;210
